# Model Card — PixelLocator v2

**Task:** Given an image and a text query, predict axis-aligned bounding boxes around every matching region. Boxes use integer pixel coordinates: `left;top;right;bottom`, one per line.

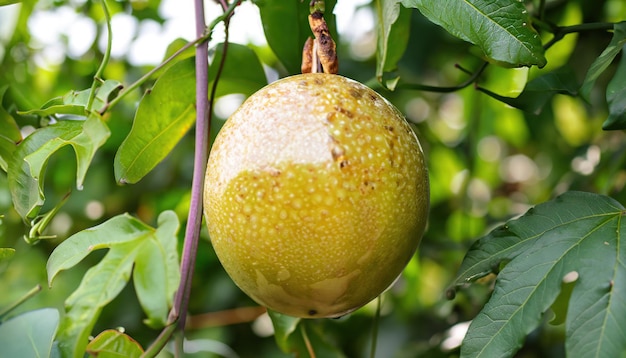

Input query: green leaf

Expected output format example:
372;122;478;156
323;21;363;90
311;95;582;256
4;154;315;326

8;116;110;220
85;329;144;358
267;309;301;353
0;248;15;260
453;191;626;358
114;57;195;184
18;80;122;117
376;0;411;82
0;85;22;172
25;115;110;189
255;0;337;74
209;43;268;98
48;212;180;357
0;0;22;6
580;22;626;101
18;100;85;118
401;0;546;67
56;240;143;358
133;211;180;328
602;44;626;130
267;310;345;357
46;213;153;286
0;308;59;357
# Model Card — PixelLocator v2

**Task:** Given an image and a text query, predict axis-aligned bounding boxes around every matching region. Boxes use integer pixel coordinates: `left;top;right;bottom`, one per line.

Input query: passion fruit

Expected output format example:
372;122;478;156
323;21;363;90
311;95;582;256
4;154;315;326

204;73;429;318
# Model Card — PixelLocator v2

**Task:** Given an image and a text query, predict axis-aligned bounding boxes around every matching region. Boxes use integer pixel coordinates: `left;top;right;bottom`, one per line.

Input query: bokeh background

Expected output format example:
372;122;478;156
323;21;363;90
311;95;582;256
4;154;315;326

1;0;626;356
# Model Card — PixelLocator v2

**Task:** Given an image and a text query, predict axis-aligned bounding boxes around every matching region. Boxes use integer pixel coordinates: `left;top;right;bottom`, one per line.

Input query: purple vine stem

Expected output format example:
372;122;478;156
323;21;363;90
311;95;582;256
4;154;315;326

169;0;210;330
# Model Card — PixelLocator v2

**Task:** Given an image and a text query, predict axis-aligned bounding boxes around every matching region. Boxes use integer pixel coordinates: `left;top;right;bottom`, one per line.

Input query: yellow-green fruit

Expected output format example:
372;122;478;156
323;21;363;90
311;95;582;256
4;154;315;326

204;73;429;318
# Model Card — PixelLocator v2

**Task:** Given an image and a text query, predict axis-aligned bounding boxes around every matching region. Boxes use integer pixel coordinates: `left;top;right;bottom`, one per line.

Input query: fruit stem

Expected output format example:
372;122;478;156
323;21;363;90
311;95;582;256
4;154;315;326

309;0;325;14
301;7;338;74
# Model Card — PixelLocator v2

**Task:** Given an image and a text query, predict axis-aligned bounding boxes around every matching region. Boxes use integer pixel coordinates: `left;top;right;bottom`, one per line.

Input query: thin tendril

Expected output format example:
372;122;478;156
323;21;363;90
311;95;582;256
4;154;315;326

301;323;316;358
369;296;381;358
86;0;112;112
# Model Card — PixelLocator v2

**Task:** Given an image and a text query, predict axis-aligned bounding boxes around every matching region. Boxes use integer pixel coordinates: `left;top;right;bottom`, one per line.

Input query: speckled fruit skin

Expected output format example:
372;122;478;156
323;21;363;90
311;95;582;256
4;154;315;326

204;73;429;318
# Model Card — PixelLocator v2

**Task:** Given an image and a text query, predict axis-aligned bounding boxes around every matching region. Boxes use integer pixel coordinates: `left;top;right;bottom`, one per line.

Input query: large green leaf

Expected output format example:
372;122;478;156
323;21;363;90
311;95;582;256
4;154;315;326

56;240;143;358
255;0;336;74
602;44;626;130
114;57;195;184
0;308;59;357
580;22;626;102
209;43;268;98
451;191;626;357
8;116;110;220
401;0;546;67
47;213;154;285
376;0;411;83
47;211;180;357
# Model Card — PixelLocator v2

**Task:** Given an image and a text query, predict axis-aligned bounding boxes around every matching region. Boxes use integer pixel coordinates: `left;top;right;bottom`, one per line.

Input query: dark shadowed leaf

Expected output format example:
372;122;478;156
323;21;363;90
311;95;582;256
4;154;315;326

8;116;110;220
602;45;626;130
452;191;626;358
0;308;59;357
580;22;626;101
86;329;143;358
209;42;268;98
376;0;411;83
114;57;195;184
401;0;546;67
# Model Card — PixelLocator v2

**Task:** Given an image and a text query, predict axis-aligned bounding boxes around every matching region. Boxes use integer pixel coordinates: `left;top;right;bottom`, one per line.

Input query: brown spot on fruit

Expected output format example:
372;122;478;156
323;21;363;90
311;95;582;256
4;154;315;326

350;88;363;99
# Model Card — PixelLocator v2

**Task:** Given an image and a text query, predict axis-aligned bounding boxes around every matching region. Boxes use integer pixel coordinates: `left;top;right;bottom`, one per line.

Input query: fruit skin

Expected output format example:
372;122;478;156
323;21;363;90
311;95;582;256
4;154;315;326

204;73;429;318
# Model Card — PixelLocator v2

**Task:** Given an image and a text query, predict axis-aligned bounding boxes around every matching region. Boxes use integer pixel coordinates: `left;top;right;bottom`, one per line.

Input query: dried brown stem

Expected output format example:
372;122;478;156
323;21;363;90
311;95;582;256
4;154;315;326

301;11;338;74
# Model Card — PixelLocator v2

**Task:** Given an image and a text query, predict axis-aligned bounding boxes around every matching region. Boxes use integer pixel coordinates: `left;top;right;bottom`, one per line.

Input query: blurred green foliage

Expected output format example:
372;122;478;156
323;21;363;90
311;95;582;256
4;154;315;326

1;0;626;357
